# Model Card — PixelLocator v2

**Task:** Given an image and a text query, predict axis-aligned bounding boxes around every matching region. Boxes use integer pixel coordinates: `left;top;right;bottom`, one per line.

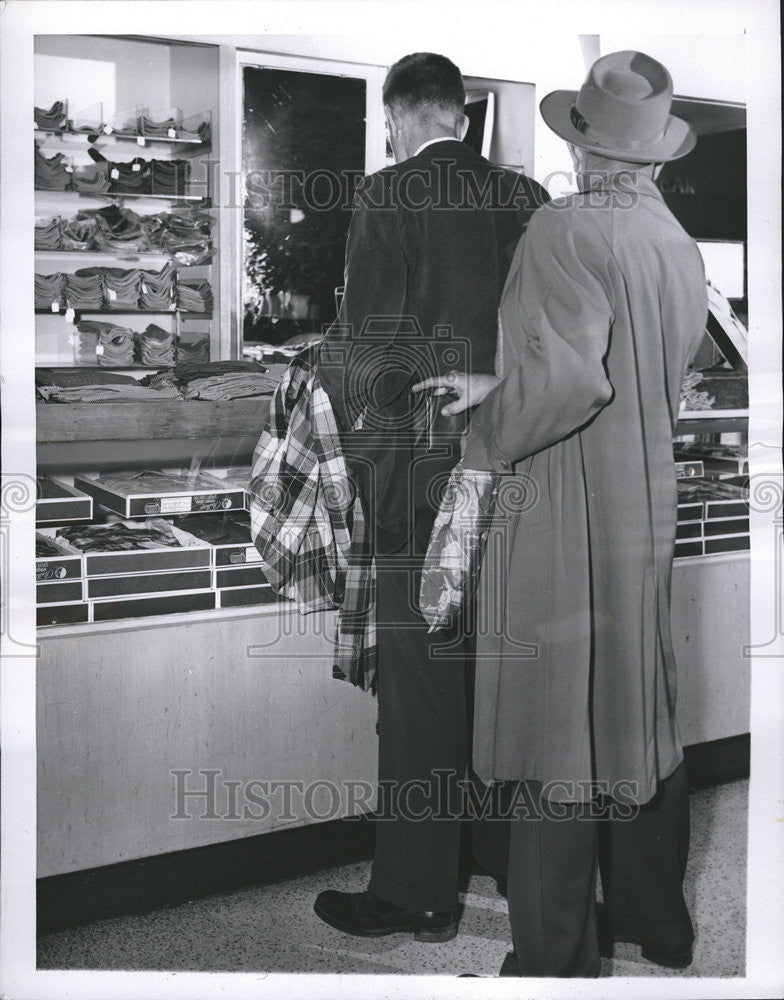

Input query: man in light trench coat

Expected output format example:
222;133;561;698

416;50;709;977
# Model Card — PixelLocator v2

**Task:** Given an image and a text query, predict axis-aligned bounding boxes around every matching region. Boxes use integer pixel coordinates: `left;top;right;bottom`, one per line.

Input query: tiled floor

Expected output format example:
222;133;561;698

37;779;747;977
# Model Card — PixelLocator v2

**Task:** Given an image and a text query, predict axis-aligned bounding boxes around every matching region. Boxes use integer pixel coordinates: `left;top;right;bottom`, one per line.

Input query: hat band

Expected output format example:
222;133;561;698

570;105;667;152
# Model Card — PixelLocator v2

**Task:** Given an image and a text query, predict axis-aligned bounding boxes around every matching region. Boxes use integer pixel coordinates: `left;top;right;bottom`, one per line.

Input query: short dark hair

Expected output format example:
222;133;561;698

383;52;465;114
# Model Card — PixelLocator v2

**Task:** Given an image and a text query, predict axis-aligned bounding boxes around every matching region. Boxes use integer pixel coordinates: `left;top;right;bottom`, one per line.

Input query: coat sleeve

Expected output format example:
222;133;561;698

316;171;409;432
462;204;616;471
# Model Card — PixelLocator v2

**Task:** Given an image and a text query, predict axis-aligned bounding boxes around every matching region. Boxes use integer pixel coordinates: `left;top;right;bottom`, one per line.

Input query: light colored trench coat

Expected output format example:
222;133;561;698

462;174;708;805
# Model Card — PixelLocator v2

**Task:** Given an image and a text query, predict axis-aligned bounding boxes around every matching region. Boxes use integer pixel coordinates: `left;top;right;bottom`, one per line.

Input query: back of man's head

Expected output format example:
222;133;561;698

383;52;465;120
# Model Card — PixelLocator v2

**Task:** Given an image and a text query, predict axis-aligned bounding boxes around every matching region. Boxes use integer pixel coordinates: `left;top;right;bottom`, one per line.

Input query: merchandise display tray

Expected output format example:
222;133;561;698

90;589;216;623
37;601;90;628
213;542;263;567
86;568;212;600
676;501;704;523
80;545;213;577
675;521;702;541
37;580;84;604
704;534;750;556
703;517;749;537
214;565;271;589
674;540;704;559
36;533;83;581
74;473;245;518
36;477;94;525
217;586;287;609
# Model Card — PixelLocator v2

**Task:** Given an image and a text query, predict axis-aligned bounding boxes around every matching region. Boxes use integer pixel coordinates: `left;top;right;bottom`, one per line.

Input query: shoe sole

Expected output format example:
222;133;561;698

313;901;458;943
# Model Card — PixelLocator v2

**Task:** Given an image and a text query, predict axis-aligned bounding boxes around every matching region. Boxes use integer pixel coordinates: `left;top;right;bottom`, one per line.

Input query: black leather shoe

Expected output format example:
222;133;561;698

596;902;693;969
313;889;458;942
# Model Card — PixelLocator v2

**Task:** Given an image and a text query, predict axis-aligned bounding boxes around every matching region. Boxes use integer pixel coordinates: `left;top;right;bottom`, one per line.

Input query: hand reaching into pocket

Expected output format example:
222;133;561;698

411;371;500;416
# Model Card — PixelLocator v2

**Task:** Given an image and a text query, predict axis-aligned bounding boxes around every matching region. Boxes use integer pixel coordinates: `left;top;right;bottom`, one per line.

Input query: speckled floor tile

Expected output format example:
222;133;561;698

37;780;747;978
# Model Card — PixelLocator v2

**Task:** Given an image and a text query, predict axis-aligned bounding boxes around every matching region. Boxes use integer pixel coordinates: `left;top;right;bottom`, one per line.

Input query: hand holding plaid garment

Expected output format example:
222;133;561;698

248;347;376;692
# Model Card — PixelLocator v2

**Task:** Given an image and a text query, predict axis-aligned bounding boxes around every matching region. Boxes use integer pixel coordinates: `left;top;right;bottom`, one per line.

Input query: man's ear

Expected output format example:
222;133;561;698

384;104;400;138
458;113;469;141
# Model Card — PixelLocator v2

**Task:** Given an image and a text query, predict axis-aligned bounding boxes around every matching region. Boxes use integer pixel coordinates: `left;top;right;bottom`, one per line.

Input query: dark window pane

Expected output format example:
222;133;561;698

242;66;366;353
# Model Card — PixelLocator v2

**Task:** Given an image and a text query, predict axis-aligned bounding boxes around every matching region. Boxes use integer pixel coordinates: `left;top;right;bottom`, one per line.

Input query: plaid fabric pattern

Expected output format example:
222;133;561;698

248;348;377;692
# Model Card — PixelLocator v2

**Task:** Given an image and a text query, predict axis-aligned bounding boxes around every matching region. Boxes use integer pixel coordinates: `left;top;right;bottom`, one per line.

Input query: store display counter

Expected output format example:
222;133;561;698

36;550;750;879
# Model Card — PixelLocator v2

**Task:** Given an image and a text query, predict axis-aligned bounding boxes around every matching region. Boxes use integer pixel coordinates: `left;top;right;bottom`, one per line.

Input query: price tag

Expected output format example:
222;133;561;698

167;127;177;139
136;136;146;147
110;168;119;180
160;496;192;514
33;121;38;129
244;548;263;564
95;344;104;356
103;124;114;135
65;308;75;323
64;164;73;173
106;288;117;300
50;302;60;313
141;283;149;294
132;162;141;172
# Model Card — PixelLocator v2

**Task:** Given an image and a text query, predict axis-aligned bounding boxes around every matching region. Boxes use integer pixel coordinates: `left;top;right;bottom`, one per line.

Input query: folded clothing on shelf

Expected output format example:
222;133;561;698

182;372;281;400
36;368;139;387
103;266;143;310
91;205;152;254
138;361;269;389
65;268;105;310
75;319;136;366
177;333;210;364
35;100;68;131
35;216;63;250
139;113;179;138
37;382;182;403
175;278;213;313
109;158;151;195
35;148;72;191
35;272;66;310
140;323;176;366
149;159;190;196
72;161;111;194
61;216;98;251
140;262;176;310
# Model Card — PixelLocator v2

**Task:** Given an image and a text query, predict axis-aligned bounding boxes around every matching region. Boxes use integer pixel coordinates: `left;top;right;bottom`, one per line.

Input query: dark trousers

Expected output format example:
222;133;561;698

506;762;693;977
367;547;468;912
363;446;469;913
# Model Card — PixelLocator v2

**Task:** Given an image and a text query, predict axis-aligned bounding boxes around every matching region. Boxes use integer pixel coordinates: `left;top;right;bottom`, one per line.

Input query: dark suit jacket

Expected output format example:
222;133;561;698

318;139;548;538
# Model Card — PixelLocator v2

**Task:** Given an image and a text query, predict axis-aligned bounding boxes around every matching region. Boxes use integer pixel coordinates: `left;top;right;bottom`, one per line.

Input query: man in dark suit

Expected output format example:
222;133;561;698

314;52;546;941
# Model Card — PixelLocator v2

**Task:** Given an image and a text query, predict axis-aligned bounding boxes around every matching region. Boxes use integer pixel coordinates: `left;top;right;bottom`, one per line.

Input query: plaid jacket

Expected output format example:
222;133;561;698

248;348;377;692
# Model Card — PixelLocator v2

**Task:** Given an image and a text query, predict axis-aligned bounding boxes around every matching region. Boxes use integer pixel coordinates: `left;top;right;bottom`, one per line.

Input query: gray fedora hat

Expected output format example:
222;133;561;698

540;50;696;162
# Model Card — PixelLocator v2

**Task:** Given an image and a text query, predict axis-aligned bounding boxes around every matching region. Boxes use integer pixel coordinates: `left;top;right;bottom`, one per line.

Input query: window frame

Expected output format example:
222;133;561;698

224;49;386;359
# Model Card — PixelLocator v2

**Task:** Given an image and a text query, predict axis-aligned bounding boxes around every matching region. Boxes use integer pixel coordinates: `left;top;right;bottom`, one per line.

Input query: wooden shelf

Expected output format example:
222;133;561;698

37;398;270;443
35;309;211;316
35;189;212;206
37;398;270;472
34;127;210;149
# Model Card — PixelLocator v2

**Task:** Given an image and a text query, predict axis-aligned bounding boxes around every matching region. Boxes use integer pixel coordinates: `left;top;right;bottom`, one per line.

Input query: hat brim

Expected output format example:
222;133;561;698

540;89;697;163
